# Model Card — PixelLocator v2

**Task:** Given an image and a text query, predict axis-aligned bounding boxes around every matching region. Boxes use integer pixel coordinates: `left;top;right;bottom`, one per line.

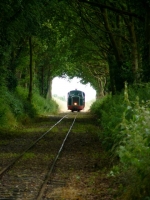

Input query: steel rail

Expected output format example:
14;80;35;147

0;113;69;178
36;113;78;200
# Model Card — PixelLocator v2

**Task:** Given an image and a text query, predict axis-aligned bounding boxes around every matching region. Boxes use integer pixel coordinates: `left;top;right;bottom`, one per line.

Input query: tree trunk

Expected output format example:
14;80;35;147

145;7;150;70
124;16;139;82
101;8;124;92
142;3;150;81
41;65;44;96
107;54;116;95
130;21;139;82
46;77;52;99
96;77;106;99
145;5;150;76
28;37;33;102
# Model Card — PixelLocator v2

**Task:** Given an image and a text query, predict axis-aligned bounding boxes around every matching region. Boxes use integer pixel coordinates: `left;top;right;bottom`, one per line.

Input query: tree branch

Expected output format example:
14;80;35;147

78;0;144;21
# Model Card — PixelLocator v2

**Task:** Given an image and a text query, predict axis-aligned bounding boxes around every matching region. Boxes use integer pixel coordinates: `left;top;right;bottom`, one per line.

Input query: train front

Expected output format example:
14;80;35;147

67;90;85;112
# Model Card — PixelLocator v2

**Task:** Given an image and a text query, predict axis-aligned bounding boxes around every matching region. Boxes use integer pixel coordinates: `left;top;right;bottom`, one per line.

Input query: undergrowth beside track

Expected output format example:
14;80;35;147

0;86;59;129
90;82;150;199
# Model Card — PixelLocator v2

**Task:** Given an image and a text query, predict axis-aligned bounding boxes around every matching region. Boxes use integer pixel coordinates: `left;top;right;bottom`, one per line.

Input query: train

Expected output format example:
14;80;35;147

67;89;85;112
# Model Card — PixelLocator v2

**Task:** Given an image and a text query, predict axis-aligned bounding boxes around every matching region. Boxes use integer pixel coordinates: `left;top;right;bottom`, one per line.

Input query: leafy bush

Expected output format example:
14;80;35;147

0;87;18;128
128;82;150;103
32;93;59;114
118;98;150;199
90;95;111;117
90;92;128;151
5;91;24;118
91;83;150;199
16;86;59;115
0;86;59;129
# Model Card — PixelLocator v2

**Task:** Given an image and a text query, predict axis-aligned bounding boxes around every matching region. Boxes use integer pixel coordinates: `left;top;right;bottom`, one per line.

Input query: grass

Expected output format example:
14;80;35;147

0;86;59;129
22;152;35;160
0;153;18;159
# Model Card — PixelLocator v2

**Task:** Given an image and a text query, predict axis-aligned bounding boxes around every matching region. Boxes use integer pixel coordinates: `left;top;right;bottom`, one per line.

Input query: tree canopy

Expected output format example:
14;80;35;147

0;0;150;99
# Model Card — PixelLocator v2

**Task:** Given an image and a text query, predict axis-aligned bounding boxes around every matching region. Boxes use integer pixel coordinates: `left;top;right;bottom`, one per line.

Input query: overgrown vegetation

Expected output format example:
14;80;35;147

1;1;150;197
90;83;150;199
0;86;58;129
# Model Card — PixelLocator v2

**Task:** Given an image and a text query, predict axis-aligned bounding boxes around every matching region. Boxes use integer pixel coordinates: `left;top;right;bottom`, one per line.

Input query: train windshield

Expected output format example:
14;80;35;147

70;90;82;95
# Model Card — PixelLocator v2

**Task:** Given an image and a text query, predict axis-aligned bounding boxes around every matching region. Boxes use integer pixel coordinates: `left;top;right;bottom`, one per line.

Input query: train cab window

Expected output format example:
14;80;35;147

70;91;74;95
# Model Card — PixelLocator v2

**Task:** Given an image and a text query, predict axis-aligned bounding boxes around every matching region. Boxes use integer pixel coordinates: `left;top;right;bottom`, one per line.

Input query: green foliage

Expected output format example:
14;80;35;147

16;86;59;115
91;93;127;151
0;0;150;102
0;86;59;129
90;95;111;117
32;93;59;114
128;83;150;103
0;86;36;128
13;86;37;118
118;99;150;199
91;83;150;199
0;87;18;128
5;91;24;118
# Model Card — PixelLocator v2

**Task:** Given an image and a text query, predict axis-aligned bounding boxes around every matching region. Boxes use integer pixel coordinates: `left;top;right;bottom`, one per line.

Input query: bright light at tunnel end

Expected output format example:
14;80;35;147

52;77;96;102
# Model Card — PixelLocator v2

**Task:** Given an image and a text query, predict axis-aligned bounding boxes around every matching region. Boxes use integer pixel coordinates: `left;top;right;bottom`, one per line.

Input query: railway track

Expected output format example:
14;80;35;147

0;112;78;200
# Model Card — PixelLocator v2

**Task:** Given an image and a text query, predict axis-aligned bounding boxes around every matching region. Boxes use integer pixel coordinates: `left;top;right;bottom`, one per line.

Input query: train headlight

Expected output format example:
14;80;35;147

74;102;77;105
